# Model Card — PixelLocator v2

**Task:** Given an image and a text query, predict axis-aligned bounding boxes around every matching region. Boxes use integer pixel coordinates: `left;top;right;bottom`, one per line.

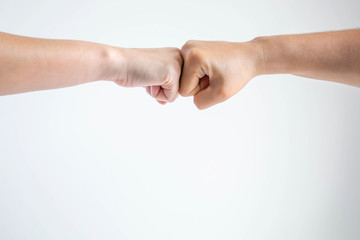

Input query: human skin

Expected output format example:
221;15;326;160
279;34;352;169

179;29;360;109
0;32;182;103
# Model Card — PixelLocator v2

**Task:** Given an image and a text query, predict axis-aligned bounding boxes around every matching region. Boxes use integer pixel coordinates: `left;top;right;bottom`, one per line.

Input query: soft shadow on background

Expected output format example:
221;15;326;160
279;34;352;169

0;0;359;239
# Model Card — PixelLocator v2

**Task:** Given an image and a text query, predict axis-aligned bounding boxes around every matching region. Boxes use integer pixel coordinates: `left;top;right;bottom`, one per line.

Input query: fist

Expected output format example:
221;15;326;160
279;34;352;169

179;40;262;109
115;47;183;104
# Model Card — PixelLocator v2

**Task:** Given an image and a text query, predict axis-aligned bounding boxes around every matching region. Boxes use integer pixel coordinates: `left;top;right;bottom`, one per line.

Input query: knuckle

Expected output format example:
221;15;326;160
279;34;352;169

169;47;182;57
178;87;190;97
164;47;182;64
168;47;180;52
162;76;172;88
182;41;201;56
183;40;197;48
185;48;204;63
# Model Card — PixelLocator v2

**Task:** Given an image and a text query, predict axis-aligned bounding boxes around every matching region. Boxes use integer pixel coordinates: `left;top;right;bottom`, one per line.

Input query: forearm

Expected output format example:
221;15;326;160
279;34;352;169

0;32;124;95
253;29;360;87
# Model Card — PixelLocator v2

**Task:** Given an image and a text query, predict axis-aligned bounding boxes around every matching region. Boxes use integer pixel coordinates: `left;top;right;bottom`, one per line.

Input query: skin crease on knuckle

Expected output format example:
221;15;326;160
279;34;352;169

163;65;180;102
162;75;178;102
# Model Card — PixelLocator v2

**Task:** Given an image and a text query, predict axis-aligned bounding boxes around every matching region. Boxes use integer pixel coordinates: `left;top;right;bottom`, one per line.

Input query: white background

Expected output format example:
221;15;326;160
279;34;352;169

0;0;360;239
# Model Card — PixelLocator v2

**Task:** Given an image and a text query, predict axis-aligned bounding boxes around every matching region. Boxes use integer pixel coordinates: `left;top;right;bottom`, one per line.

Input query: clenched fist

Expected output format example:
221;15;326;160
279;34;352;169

179;40;263;109
111;47;183;104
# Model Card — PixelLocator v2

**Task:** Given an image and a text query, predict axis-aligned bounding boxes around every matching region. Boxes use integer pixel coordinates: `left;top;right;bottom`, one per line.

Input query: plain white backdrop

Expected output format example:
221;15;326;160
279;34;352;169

0;0;360;239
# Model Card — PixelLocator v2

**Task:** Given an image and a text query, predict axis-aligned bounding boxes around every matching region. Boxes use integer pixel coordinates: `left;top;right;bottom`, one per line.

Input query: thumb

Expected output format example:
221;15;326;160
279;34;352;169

193;82;228;110
179;55;207;97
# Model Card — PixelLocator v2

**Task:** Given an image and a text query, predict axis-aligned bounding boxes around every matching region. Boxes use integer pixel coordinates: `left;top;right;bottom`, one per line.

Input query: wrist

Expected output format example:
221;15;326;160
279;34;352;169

234;39;267;77
249;35;290;76
97;45;127;83
247;37;269;76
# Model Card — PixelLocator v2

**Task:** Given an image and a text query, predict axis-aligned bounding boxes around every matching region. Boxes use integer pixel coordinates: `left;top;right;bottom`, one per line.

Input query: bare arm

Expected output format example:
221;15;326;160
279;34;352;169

179;29;360;109
256;29;360;87
0;32;182;103
0;32;117;95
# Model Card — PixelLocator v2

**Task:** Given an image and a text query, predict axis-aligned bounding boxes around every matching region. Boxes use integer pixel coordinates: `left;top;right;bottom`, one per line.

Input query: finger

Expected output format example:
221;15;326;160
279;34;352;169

146;86;151;96
155;86;177;102
146;85;178;103
162;77;179;103
179;54;206;97
145;87;169;105
199;75;210;90
193;84;228;110
149;85;161;98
